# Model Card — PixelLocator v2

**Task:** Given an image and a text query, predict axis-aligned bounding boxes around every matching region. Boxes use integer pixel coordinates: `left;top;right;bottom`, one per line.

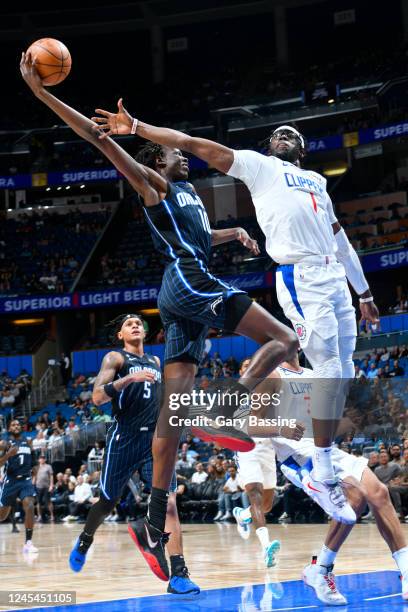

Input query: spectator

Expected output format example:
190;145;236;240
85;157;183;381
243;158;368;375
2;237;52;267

374;450;402;485
63;475;94;521
59;353;71;386
176;451;194;471
390;444;403;465
355;365;366;380
214;465;243;521
367;451;379;472
390;360;405;378
34;455;54;523
32;431;47;452
191;462;208;485
367;363;379;379
65;417;79;434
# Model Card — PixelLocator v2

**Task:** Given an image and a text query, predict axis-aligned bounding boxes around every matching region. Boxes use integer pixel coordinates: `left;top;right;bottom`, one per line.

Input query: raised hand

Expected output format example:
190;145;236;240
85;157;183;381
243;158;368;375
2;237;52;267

19;51;44;96
236;228;260;256
92;98;133;139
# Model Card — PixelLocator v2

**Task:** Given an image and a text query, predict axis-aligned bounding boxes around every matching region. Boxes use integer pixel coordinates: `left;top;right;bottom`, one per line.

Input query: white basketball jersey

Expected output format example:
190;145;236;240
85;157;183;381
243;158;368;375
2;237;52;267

227;150;338;264
271;365;315;463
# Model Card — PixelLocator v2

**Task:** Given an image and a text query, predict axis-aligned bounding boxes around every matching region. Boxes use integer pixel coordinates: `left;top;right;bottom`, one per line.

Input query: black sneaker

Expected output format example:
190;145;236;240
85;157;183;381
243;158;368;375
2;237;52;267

11;525;19;533
128;518;170;581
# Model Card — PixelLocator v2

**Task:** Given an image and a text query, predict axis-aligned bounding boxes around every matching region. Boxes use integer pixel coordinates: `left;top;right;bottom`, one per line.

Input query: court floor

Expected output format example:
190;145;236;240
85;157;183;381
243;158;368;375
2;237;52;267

0;522;406;611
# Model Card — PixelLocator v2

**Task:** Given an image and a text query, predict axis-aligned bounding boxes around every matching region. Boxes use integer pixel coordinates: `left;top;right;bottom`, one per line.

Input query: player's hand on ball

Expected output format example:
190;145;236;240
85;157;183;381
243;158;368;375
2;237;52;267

360;300;380;326
236;228;260;255
19;51;44;95
281;421;305;441
128;370;156;384
92;98;133;139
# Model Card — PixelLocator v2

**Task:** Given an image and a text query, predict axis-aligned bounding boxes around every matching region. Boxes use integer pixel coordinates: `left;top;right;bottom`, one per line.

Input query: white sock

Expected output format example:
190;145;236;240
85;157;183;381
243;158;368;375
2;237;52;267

256;527;270;549
317;545;337;574
393;546;408;576
240;507;252;521
313;446;335;481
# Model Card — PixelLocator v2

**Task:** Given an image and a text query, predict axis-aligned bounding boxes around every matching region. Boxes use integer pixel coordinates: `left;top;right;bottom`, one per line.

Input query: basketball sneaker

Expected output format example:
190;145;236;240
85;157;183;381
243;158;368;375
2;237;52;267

167;567;200;595
264;540;280;568
22;541;38;554
128;518;170;581
69;533;93;572
191;422;255;452
301;473;356;525
233;506;251;540
303;558;347;605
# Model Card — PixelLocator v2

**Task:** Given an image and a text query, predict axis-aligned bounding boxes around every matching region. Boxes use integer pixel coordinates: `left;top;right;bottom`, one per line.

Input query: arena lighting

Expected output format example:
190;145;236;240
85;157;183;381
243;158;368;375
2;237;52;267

65;185;71;190
323;164;348;177
80;184;85;188
57;186;62;191
46;187;51;191
139;308;160;316
328;98;335;104
12;318;44;326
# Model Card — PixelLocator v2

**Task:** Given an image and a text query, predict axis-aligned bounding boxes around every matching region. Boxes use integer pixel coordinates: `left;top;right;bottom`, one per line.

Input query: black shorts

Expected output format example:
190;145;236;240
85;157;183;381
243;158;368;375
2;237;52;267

0;476;36;507
159;261;252;365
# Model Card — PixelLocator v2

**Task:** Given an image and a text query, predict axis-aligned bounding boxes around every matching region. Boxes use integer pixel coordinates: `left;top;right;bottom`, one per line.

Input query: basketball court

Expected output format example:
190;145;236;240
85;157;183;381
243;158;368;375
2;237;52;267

0;522;405;611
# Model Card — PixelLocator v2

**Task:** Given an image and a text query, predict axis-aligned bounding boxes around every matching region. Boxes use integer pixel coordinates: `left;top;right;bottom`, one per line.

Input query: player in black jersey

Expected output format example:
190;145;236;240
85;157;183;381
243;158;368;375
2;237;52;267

0;420;38;554
21;54;298;580
69;313;199;595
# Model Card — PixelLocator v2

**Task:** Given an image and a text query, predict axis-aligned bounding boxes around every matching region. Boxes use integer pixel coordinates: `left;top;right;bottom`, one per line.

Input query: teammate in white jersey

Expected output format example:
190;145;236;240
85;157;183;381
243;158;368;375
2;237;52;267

233;357;305;567
249;355;408;606
92;105;379;524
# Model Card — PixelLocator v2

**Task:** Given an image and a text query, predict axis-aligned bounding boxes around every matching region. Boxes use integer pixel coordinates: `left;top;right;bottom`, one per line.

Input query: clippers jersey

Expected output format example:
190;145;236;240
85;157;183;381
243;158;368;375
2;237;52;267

271;365;315;463
227;150;338;264
112;349;162;430
4;438;33;478
143;181;212;268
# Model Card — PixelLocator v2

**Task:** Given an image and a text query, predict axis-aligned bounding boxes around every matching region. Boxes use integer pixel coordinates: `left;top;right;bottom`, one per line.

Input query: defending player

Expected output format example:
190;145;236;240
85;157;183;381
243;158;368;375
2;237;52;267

245;356;408;605
68;313;199;595
92;100;380;524
20;53;299;581
0;420;38;554
233;357;304;567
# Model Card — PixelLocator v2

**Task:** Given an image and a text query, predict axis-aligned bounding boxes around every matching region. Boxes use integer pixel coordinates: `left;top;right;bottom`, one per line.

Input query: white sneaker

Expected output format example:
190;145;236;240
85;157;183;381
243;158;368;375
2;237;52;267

220;511;232;521
233;507;251;540
402;573;408;600
111;515;119;522
213;511;223;521
303;562;347;606
62;515;72;522
23;541;38;554
302;473;356;525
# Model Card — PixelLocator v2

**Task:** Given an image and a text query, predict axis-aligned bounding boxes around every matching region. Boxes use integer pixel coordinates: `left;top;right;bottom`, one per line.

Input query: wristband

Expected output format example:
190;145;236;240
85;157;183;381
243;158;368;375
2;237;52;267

131;118;138;135
104;382;120;399
359;296;374;303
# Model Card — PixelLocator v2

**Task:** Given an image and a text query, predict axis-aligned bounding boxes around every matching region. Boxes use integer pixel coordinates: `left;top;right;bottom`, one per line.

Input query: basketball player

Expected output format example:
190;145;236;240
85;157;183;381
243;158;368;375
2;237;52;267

92;99;380;524
68;313;199;595
233;356;304;567
245;357;408;605
0;420;38;554
21;53;299;581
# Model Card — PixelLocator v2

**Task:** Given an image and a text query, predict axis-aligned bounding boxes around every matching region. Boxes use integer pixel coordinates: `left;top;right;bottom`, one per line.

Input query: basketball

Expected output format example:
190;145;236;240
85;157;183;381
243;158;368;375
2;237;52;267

26;38;71;86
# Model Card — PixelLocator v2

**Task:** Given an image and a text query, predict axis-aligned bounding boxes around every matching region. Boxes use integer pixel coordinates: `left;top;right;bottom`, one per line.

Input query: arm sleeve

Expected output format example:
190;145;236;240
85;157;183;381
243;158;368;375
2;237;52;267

227;149;275;196
326;193;338;224
334;228;369;295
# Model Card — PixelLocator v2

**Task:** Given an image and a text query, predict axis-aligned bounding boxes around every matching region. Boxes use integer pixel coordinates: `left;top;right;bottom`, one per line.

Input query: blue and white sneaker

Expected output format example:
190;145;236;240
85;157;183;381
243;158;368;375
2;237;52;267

69;534;93;572
264;540;281;568
233;506;252;540
167;567;200;595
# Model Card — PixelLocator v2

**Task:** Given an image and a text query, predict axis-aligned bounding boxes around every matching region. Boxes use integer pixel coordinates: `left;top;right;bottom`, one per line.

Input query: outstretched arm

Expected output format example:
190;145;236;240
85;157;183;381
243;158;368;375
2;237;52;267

332;221;380;324
19;53;166;205
211;228;260;255
92;98;234;174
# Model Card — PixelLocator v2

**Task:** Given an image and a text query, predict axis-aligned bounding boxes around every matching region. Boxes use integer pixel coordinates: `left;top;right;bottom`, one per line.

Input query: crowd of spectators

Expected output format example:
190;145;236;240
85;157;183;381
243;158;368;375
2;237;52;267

0;370;32;430
0;207;112;296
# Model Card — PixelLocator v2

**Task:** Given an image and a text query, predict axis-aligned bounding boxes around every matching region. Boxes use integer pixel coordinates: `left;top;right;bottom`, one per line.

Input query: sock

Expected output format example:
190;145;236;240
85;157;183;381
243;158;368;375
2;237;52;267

78;531;94;554
317;545;337;574
393;546;408;577
256;527;270;549
25;528;33;543
240;507;252;521
147;487;169;532
313;446;335;481
170;554;186;576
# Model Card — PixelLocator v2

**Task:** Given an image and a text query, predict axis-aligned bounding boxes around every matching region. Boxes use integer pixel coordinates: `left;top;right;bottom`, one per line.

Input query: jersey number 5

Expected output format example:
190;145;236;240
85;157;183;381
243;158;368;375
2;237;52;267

143;382;151;399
